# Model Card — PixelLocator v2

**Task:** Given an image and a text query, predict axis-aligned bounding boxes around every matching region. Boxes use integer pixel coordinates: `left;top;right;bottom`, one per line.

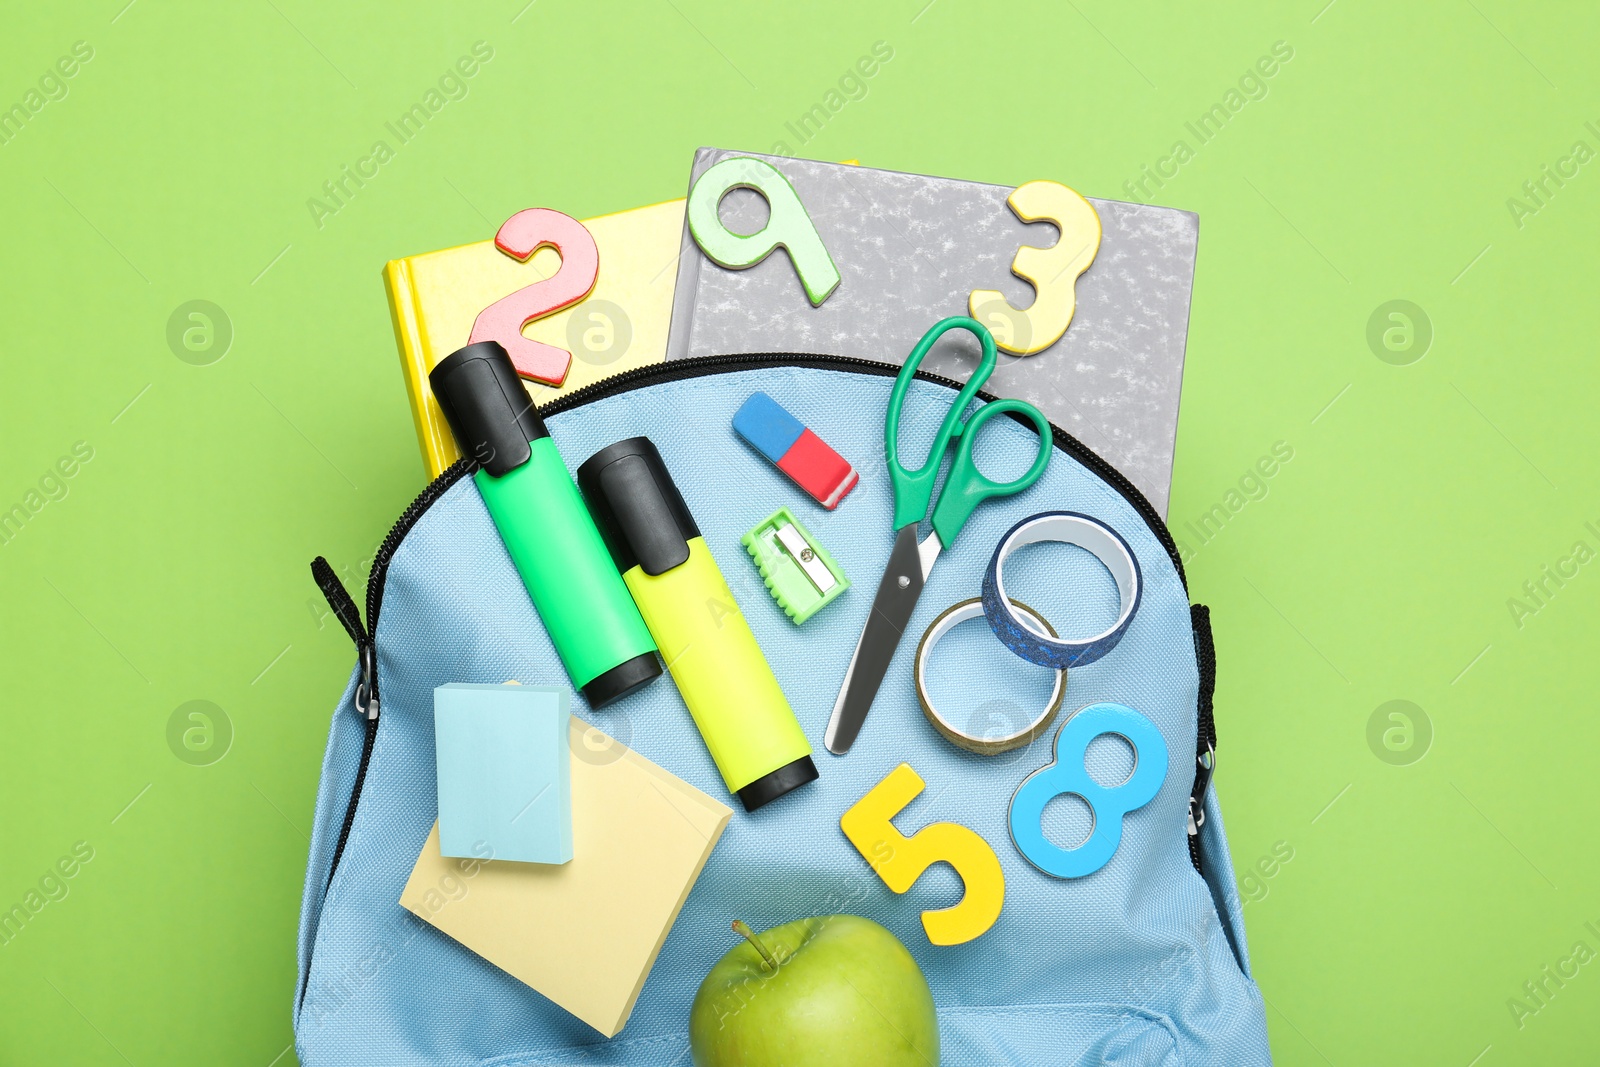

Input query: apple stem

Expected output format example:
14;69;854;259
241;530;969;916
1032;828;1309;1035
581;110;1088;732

731;920;780;971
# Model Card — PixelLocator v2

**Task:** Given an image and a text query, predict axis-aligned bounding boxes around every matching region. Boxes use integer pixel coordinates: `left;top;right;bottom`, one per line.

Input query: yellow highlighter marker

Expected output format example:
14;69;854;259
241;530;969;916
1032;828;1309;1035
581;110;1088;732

577;437;818;812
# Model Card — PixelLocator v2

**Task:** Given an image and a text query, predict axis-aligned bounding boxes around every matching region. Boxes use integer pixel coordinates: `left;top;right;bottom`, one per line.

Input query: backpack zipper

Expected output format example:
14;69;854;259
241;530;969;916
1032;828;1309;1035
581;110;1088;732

1187;604;1218;871
309;352;1194;899
539;353;1187;586
308;462;472;896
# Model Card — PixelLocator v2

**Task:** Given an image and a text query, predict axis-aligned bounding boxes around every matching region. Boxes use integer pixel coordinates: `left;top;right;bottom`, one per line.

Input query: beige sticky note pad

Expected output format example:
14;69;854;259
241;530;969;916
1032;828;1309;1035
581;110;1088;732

400;717;732;1038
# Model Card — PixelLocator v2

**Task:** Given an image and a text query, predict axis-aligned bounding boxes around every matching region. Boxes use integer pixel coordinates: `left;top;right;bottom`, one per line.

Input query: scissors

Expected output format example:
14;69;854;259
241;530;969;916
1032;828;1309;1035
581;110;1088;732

825;316;1053;755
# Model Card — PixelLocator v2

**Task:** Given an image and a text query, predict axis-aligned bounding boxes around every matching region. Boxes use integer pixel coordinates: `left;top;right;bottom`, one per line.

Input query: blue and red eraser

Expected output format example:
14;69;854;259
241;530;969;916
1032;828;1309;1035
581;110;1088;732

732;393;858;509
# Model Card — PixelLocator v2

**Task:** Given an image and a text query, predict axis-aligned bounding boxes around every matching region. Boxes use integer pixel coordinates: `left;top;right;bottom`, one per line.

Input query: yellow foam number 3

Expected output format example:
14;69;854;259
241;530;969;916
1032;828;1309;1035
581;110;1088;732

969;180;1102;355
840;762;1004;946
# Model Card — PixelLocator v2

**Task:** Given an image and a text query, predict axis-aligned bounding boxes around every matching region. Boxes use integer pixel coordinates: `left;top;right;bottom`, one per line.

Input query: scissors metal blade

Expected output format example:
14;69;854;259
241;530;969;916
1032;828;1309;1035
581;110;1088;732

824;525;942;755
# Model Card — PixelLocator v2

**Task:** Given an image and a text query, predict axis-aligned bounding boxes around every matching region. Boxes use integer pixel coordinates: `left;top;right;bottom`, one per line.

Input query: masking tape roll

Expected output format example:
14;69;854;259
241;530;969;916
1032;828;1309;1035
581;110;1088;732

914;598;1066;754
981;512;1141;670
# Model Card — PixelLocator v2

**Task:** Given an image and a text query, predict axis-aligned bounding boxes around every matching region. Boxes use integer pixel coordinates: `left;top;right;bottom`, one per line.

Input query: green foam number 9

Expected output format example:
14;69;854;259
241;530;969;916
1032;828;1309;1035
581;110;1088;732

686;157;840;306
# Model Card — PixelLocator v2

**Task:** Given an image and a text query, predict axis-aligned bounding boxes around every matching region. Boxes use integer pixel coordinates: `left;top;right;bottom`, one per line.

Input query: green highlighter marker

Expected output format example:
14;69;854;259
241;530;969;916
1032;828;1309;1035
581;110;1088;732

429;341;662;707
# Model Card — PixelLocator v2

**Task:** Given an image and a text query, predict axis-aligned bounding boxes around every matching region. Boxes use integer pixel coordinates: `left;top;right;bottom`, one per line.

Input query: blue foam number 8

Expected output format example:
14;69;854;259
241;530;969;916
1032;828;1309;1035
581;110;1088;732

1009;702;1168;878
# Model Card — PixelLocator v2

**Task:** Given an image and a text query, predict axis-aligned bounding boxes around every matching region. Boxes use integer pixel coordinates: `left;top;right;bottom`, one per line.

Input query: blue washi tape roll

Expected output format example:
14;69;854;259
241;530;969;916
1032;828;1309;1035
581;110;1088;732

981;512;1142;669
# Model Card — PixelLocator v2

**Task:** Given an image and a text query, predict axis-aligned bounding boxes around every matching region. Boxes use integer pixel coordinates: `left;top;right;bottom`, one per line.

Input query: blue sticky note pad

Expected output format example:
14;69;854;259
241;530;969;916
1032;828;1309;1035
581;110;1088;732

434;683;572;865
732;392;804;463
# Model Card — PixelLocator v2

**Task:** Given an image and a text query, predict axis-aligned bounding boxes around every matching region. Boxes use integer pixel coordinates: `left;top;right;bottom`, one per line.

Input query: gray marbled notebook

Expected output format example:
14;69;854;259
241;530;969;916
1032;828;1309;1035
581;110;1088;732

664;148;1199;517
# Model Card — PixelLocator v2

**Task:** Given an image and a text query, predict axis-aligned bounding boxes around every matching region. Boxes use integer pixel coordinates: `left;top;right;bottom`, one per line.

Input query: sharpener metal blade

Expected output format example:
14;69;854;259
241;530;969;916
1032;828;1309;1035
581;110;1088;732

774;522;837;594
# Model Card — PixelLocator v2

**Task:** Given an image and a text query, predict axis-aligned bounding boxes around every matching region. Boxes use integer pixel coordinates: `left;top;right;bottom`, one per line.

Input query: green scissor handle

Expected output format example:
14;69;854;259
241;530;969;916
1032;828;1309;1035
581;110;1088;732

886;316;1053;547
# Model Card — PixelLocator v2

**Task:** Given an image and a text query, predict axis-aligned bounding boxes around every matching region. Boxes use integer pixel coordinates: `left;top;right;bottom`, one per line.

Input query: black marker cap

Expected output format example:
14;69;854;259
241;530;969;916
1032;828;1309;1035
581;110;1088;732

429;341;549;477
577;437;700;576
736;756;820;813
581;651;664;709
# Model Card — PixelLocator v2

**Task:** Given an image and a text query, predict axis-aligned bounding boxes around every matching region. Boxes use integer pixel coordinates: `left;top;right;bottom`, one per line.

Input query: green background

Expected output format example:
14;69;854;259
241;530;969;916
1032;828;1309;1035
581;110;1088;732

2;1;1595;1063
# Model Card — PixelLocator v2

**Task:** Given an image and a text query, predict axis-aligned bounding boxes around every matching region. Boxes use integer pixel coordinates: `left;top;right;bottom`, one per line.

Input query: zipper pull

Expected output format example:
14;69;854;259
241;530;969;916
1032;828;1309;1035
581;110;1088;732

1186;603;1218;842
1187;742;1215;836
311;556;379;721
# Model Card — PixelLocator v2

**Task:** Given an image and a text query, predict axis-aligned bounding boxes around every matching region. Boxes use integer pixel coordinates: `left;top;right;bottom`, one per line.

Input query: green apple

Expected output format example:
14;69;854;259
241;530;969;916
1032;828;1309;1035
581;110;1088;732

689;914;939;1066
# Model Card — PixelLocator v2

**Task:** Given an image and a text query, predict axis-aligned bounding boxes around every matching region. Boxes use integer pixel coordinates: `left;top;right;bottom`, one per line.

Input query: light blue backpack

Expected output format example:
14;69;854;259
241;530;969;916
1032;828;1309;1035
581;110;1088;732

295;357;1271;1065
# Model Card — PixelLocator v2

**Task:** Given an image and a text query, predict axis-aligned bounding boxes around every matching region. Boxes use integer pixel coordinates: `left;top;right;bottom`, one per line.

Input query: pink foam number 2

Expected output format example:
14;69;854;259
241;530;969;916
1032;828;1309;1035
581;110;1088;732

468;208;600;387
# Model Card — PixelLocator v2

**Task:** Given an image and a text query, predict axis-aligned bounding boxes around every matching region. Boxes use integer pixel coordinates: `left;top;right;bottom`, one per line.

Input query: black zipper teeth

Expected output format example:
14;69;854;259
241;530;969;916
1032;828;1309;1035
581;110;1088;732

1187;604;1218;874
359;353;1186;647
308;461;472;924
361;456;475;679
321;352;1191;898
537;352;1187;587
319;717;376;901
1192;604;1218;752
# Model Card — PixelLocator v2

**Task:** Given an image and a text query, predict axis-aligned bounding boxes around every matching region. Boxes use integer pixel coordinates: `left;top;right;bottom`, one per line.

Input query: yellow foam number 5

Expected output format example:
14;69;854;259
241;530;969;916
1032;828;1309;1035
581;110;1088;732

840;763;1004;946
969;180;1102;355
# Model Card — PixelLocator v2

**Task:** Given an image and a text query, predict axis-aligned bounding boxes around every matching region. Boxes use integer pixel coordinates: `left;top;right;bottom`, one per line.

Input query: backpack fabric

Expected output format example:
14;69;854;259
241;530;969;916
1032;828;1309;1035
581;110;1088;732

293;360;1271;1065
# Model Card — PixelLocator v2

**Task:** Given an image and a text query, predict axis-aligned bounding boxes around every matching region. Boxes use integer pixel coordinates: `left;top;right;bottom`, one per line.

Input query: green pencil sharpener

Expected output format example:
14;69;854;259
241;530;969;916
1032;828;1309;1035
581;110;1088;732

741;507;849;625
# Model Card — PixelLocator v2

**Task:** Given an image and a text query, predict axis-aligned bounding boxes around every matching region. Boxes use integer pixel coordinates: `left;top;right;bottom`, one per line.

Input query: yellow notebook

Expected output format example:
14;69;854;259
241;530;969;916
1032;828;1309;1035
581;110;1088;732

384;197;686;479
399;717;731;1038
